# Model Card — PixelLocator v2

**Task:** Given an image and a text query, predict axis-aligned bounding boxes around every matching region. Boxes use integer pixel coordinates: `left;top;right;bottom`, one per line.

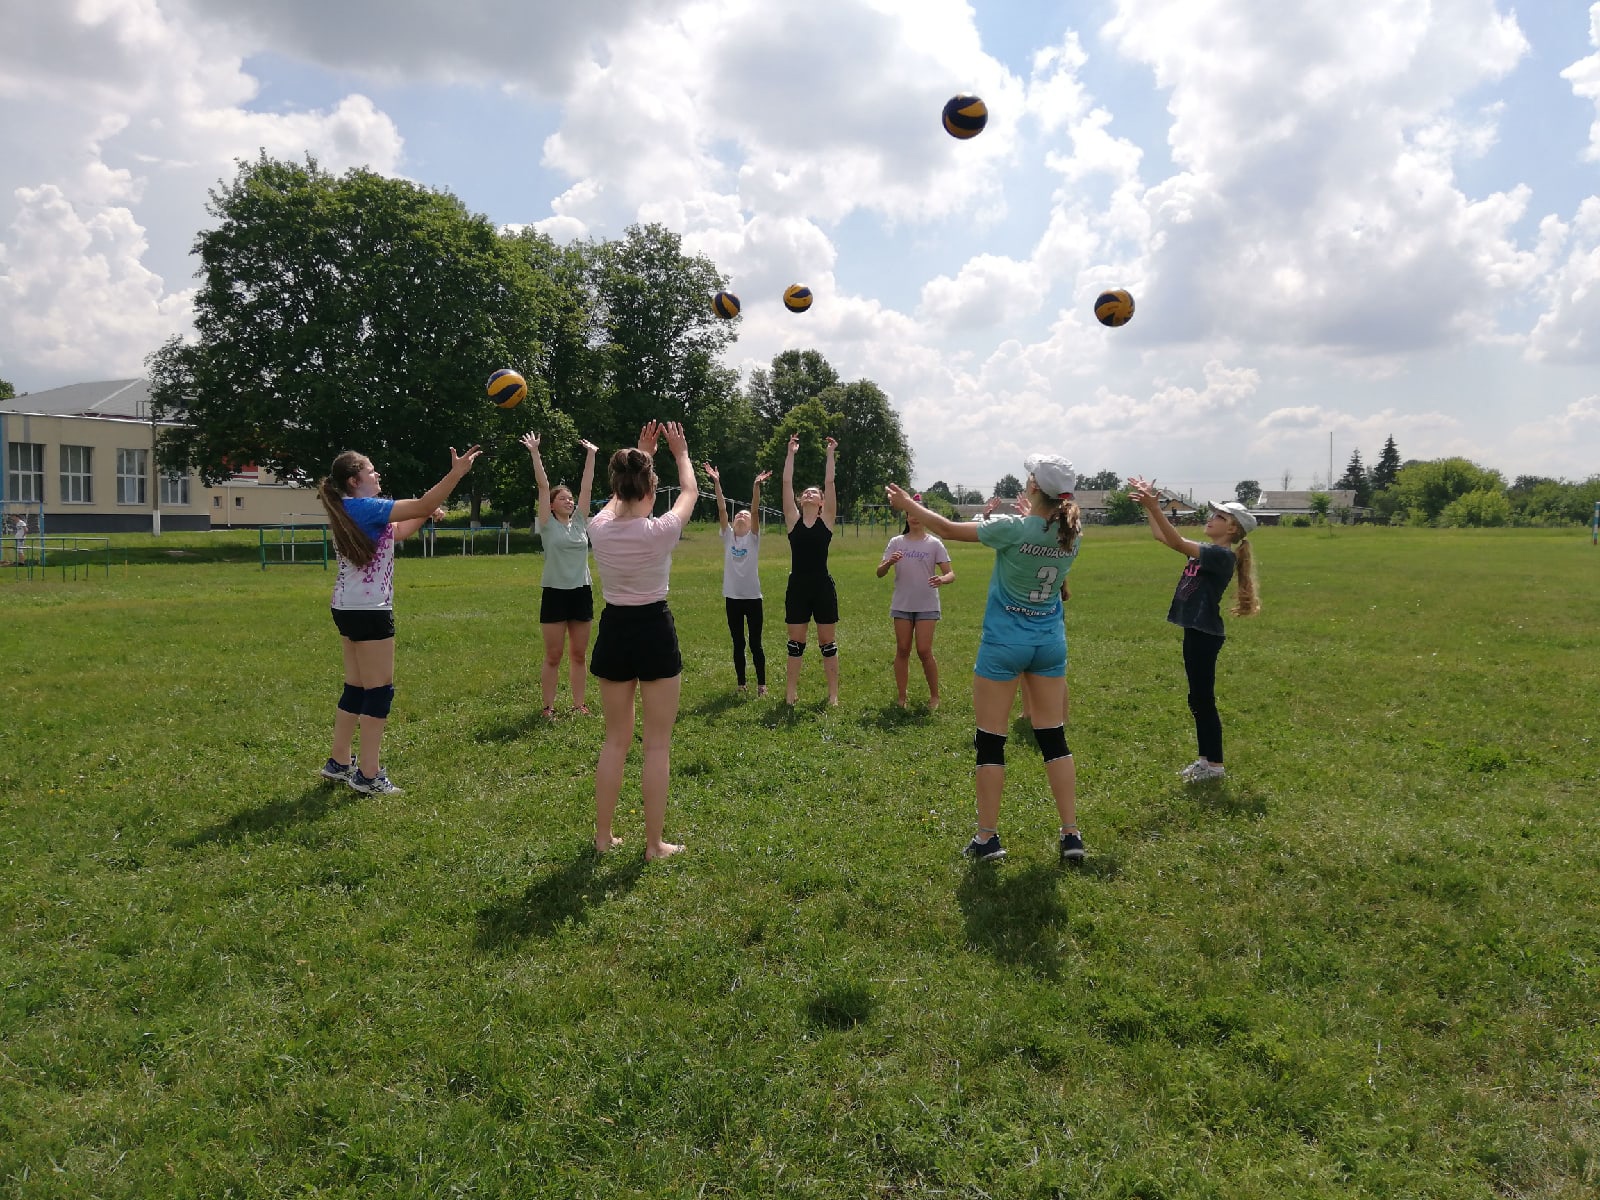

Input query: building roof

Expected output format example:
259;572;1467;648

1254;489;1358;511
0;379;153;419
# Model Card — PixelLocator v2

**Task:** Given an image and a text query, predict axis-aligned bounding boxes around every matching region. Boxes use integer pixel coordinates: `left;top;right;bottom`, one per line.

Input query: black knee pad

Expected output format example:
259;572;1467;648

1033;725;1071;763
787;639;806;658
819;641;838;658
338;683;365;715
361;683;395;720
974;728;1007;768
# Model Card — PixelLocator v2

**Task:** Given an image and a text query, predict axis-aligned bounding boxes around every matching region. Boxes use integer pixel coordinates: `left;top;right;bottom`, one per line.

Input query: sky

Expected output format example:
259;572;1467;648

2;0;1599;499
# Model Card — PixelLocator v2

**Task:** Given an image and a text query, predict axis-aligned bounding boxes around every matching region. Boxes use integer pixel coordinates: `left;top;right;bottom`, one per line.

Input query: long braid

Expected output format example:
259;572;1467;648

1231;536;1260;616
318;451;376;568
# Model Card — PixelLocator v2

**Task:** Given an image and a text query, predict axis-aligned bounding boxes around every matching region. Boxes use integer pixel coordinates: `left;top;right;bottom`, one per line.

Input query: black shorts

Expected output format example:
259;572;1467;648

540;584;594;624
590;601;682;682
785;573;840;626
332;607;395;642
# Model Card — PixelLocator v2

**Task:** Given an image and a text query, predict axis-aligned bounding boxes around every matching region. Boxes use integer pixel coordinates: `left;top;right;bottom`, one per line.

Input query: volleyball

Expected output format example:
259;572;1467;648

783;284;813;313
486;368;527;408
942;94;988;140
713;291;741;319
1094;289;1136;328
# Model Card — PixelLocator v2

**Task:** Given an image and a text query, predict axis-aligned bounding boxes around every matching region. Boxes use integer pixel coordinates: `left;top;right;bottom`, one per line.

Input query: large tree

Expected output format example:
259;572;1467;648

1385;458;1504;524
0;378;14;401
1078;469;1122;490
1335;449;1371;506
1235;479;1262;506
993;473;1024;499
747;349;841;434
148;153;569;511
1371;435;1402;492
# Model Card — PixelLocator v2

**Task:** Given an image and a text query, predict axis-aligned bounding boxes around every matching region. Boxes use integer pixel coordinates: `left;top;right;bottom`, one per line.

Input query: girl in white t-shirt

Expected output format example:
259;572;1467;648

706;461;772;695
586;421;698;860
315;445;481;795
875;500;954;709
522;432;599;719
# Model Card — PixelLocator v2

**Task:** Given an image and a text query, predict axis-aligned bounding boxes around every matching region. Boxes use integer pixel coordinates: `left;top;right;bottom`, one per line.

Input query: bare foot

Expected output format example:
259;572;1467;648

541;706;556;720
785;693;798;705
929;697;940;711
828;695;840;707
645;842;684;861
575;703;592;716
594;835;623;853
896;696;908;708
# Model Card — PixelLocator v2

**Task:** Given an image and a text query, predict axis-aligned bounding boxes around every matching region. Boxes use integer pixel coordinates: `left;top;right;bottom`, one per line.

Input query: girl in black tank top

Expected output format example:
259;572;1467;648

781;432;841;705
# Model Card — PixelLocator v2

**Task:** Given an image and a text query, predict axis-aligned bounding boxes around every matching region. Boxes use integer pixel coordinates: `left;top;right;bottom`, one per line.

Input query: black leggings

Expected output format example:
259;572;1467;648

726;597;766;687
1182;626;1226;763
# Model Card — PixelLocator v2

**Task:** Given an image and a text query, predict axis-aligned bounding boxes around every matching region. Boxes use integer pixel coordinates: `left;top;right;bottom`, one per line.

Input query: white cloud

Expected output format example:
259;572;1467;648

1527;197;1600;363
1562;3;1600;161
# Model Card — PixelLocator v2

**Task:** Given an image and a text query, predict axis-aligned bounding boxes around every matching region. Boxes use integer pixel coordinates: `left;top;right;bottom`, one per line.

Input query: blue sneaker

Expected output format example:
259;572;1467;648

349;767;402;795
963;833;1006;861
1059;830;1087;862
320;757;354;783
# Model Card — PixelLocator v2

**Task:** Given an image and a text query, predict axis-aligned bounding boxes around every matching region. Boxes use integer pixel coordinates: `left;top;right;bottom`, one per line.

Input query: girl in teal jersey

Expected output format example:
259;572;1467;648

886;451;1086;863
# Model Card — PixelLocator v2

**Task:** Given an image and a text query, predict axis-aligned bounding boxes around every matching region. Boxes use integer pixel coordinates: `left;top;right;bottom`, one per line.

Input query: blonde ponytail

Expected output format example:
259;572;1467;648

318;451;376;568
1045;497;1082;554
1231;537;1260;617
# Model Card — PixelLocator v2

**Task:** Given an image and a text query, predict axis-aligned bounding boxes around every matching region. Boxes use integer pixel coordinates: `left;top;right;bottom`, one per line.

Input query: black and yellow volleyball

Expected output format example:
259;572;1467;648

942;94;988;140
712;291;741;319
1093;289;1136;328
486;368;527;408
782;284;813;313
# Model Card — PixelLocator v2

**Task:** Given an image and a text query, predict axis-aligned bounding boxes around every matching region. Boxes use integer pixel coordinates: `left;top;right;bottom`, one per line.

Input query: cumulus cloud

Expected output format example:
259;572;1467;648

1527;197;1600;363
1562;3;1600;161
0;0;405;385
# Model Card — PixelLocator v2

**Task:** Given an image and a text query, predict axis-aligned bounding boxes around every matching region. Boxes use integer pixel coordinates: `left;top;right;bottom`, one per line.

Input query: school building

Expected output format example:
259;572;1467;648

0;379;322;534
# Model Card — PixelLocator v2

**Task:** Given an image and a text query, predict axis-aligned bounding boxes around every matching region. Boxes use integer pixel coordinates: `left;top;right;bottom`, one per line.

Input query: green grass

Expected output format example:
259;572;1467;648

2;524;1597;1198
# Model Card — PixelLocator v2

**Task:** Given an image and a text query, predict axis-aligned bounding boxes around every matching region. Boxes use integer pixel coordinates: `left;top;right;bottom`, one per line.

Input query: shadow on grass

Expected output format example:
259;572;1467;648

855;703;928;731
685;690;749;719
757;700;831;728
804;979;876;1031
474;844;645;951
475;708;552;743
1191;781;1269;821
175;782;358;849
956;861;1075;979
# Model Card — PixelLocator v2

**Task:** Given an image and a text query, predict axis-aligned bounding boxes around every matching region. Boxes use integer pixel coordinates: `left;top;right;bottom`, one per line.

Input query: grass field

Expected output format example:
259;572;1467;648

2;523;1597;1198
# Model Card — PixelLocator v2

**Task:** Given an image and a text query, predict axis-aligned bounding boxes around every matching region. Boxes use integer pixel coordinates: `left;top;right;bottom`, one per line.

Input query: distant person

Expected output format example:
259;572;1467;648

523;432;599;719
587;422;698;860
782;433;840;705
887;451;1087;864
317;445;481;794
875;497;954;709
706;461;773;696
13;513;26;564
1126;478;1261;782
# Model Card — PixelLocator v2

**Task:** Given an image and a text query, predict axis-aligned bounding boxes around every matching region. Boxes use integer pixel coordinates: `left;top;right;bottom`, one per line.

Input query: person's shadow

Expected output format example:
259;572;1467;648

956;861;1088;979
174;783;357;849
474;844;646;951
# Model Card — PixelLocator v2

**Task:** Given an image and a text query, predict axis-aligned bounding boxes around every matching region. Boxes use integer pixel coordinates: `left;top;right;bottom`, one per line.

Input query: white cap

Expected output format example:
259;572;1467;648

1024;453;1076;499
1210;500;1258;534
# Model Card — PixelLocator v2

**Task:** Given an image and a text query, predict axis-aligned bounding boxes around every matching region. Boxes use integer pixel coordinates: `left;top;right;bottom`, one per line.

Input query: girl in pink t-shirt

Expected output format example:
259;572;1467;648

875;500;954;709
585;421;698;860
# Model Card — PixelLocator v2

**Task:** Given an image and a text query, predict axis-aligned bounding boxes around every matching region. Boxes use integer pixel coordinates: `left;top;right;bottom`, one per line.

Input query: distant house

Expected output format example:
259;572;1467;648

1249;489;1360;525
0;379;321;534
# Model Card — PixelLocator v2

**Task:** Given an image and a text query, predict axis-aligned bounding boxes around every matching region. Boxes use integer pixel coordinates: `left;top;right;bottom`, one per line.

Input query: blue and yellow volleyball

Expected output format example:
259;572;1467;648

486;368;527;408
712;291;741;319
942;94;988;140
783;284;813;313
1093;289;1136;328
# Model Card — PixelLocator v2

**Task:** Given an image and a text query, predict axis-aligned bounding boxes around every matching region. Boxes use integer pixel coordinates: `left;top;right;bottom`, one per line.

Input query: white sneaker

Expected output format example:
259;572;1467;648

1180;759;1225;782
349;767;403;795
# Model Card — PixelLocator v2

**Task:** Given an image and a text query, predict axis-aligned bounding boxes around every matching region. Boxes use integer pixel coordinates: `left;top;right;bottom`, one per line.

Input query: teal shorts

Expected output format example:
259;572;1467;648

974;635;1066;681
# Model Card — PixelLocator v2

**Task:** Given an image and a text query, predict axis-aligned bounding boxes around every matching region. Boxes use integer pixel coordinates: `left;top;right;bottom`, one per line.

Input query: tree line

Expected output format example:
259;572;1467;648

147;154;910;522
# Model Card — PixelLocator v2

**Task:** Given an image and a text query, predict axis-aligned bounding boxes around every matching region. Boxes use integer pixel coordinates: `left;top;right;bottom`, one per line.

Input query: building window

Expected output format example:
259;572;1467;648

7;442;44;503
116;448;148;505
235;496;243;507
213;495;222;508
60;445;94;503
160;472;190;506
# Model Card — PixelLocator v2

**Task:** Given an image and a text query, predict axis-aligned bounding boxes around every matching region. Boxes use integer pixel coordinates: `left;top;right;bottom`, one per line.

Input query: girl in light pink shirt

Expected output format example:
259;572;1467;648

586;421;698;860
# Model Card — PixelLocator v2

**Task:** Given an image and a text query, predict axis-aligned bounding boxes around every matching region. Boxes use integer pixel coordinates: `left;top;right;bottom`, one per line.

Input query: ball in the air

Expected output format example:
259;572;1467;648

1093;289;1135;328
942;94;988;140
486;368;527;408
783;285;813;313
713;291;741;319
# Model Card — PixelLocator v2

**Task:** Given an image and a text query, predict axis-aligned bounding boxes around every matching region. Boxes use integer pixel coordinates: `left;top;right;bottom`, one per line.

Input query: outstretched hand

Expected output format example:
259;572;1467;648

702;461;721;485
885;482;914;512
579;438;598;455
451;445;484;474
786;432;800;455
1126;474;1159;506
825;436;838;454
663;422;689;457
638;421;663;453
520;432;540;456
754;469;772;485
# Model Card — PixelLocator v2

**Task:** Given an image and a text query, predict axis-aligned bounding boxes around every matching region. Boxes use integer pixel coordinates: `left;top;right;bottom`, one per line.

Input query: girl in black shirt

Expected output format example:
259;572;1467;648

781;433;840;705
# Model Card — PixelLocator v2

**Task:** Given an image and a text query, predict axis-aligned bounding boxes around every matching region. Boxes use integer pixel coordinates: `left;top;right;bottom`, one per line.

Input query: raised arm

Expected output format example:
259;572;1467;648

575;439;599;517
750;469;771;537
822;436;838;526
781;433;799;528
520;432;551;521
1127;475;1200;558
665;423;698;524
390;446;482;522
885;483;980;543
705;462;728;532
395;506;445;541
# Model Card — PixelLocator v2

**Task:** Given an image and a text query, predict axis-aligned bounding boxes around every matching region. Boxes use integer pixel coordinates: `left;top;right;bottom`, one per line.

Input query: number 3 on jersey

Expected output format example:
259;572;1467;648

1028;565;1060;602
